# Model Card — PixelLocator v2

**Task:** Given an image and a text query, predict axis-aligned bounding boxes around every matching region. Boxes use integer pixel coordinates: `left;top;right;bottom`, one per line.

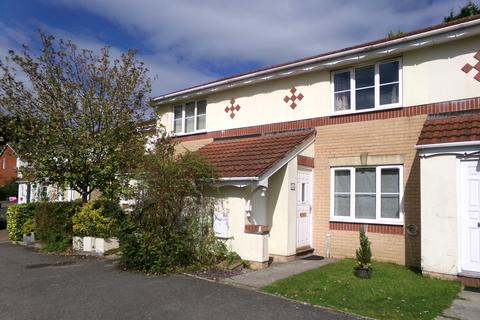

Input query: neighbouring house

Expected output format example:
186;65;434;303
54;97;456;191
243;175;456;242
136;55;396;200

0;144;18;187
151;14;480;280
16;155;83;204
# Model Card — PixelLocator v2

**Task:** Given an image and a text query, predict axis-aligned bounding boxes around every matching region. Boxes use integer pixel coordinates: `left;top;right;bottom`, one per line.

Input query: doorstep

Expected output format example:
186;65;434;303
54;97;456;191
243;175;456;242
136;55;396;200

296;246;314;257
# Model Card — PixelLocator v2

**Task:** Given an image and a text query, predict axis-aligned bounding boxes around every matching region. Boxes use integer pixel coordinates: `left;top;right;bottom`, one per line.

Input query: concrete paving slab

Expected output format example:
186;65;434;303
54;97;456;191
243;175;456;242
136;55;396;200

222;256;335;289
437;289;480;320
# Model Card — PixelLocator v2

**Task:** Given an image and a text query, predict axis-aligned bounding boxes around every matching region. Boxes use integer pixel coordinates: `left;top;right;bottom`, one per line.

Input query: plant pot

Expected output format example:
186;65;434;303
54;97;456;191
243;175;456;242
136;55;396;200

22;232;35;244
94;237;120;255
72;236;83;251
355;267;373;279
83;236;95;252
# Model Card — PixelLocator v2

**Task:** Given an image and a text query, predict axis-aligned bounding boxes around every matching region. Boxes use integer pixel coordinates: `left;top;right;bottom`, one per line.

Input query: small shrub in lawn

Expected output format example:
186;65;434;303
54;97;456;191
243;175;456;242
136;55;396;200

355;228;373;278
35;201;83;252
72;200;124;238
6;203;37;241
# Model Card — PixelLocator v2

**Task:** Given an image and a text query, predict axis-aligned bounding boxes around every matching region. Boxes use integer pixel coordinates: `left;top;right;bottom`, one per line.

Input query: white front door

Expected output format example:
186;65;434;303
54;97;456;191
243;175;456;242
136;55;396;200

297;168;312;248
460;160;480;273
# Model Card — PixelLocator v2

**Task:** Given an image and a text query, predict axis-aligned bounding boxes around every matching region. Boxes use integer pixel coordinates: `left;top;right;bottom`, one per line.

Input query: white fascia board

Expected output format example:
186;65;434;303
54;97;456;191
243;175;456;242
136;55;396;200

416;140;480;150
258;133;315;182
153;20;480;103
417;142;480;158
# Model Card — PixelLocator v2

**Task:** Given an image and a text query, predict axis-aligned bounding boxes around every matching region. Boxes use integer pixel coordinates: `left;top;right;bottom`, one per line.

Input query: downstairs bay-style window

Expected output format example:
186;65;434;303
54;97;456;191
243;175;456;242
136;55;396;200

173;100;207;134
331;165;403;224
332;59;401;113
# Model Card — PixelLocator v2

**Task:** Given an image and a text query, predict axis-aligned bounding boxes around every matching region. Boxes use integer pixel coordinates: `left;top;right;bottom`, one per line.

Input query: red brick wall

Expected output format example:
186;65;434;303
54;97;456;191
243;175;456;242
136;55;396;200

0;146;17;186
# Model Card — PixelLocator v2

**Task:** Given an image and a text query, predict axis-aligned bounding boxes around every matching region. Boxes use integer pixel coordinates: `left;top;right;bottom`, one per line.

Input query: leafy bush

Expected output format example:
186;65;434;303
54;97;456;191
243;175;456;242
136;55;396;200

72;200;124;238
21;217;36;235
355;228;372;270
118;135;227;273
35;201;83;252
6;203;37;240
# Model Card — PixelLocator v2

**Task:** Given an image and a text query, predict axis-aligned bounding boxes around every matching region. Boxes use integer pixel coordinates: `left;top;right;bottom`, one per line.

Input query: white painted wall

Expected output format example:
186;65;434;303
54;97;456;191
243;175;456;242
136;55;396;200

420;155;459;275
157;35;480;134
267;159;298;257
213;158;298;262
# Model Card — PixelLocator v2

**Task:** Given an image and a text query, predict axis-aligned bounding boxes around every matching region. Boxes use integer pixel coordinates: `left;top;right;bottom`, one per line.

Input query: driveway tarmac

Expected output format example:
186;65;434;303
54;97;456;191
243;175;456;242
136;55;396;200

0;243;359;320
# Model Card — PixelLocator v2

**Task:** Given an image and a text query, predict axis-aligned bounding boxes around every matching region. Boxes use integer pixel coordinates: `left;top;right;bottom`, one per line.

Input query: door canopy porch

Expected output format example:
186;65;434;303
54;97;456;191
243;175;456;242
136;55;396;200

197;129;316;187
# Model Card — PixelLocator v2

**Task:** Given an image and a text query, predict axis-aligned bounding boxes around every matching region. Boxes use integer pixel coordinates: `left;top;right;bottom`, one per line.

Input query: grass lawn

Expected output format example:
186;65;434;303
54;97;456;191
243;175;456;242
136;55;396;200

262;259;461;320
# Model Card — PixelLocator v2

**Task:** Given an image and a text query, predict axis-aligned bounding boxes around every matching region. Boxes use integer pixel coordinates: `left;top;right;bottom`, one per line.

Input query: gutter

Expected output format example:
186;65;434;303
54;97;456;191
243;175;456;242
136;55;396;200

416;140;480;149
218;177;259;181
153;18;480;102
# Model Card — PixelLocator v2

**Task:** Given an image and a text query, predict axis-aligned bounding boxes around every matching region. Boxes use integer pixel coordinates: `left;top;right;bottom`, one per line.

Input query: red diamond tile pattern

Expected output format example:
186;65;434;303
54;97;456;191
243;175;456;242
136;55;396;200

462;50;480;81
418;112;480;145
198;130;315;178
462;63;473;73
225;98;241;119
283;87;304;110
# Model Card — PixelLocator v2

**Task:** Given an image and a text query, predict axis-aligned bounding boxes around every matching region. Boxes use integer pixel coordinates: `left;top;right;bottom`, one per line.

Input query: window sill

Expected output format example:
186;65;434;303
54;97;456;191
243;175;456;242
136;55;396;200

330;104;403;117
329;217;404;226
172;130;207;137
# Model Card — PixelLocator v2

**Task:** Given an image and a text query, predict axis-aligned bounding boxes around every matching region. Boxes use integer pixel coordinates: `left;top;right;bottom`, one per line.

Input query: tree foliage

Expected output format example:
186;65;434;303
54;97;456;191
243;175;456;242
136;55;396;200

444;1;480;22
0;32;152;201
118;134;227;273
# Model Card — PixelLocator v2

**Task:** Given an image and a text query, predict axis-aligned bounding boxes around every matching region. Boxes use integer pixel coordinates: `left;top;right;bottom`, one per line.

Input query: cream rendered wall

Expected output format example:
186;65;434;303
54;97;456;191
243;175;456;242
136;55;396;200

214;158;298;261
267;159;298;257
157;35;480;134
420;155;459;275
216;186;269;263
403;35;480;107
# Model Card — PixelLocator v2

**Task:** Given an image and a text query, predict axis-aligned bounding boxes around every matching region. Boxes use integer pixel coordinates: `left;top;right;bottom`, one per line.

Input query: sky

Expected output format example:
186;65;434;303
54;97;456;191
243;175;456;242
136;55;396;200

0;0;473;97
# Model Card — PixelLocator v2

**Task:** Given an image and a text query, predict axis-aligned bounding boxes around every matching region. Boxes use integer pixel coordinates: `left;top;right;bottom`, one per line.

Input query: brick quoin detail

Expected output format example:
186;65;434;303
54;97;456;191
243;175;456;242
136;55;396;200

176;96;480;142
329;222;404;235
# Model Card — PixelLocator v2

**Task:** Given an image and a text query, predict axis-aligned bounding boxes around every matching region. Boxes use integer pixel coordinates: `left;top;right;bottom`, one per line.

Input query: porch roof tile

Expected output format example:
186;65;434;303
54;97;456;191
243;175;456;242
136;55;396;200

198;130;315;178
417;111;480;145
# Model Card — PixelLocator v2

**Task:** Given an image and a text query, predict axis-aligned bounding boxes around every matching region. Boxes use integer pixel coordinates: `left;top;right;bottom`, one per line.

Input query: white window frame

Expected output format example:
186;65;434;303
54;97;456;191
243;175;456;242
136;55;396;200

172;100;207;135
330;165;404;225
331;58;402;115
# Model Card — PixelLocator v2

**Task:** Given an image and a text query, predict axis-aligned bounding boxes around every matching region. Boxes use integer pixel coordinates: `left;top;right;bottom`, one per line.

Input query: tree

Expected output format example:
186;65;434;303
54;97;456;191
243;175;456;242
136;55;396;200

0;32;152;201
118;134;226;273
444;1;480;22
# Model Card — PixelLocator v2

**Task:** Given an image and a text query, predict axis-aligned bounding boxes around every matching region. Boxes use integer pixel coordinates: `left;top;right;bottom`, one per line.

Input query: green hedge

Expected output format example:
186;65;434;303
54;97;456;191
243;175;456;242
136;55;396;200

6;200;124;252
35;201;84;252
6;203;37;241
72;200;124;238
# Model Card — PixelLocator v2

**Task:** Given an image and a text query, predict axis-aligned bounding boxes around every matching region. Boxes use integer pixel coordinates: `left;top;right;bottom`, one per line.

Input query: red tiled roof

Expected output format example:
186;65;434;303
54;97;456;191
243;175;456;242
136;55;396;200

198;130;315;178
417;112;480;145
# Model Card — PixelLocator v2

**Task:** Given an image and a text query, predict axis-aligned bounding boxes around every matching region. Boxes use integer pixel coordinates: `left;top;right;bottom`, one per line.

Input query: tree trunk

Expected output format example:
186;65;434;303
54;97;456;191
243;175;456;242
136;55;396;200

81;187;89;202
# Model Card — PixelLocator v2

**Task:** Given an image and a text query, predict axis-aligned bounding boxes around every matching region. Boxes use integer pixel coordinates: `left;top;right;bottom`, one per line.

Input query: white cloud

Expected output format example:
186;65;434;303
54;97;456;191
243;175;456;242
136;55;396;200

2;0;470;95
51;0;459;65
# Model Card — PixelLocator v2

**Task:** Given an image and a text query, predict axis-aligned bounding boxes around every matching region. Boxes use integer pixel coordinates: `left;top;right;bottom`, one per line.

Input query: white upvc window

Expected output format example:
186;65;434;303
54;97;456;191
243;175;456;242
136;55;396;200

330;165;403;225
173;100;207;134
331;59;402;114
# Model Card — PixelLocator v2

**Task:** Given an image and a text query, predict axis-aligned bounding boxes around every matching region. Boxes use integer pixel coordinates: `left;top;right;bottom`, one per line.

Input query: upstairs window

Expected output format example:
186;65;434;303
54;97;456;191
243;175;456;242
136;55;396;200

332;59;401;113
331;165;403;224
173;100;207;134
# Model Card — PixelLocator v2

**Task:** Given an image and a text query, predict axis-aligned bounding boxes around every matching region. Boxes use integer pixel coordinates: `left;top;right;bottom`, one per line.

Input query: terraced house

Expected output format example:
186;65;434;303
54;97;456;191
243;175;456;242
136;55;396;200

153;16;480;282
